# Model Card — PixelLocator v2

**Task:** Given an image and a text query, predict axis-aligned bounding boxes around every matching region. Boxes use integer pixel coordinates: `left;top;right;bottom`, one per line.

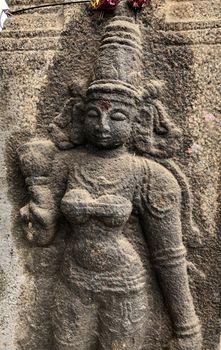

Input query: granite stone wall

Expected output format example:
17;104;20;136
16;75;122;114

0;1;220;349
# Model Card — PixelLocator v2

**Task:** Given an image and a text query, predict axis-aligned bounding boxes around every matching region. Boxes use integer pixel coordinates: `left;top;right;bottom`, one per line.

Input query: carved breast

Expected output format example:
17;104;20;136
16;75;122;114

61;188;133;226
61;188;143;272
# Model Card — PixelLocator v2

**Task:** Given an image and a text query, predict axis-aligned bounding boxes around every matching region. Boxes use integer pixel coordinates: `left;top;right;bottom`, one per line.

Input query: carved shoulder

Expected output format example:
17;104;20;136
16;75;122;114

148;159;181;195
138;158;181;218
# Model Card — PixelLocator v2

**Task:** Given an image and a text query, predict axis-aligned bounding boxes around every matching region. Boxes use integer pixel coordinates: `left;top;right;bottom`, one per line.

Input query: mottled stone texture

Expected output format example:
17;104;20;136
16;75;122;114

0;1;220;350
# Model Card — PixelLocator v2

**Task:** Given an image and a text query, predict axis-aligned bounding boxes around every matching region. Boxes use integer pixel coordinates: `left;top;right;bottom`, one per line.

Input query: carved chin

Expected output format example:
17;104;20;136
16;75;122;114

91;138;120;149
94;141;113;148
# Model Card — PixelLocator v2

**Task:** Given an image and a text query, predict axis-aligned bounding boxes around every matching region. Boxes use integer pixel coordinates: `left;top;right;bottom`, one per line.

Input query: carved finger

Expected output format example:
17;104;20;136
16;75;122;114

29;203;56;228
20;204;30;223
26;222;35;242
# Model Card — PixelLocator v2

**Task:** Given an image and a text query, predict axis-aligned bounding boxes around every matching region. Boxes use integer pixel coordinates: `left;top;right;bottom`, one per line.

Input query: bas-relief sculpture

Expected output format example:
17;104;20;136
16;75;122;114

17;4;202;350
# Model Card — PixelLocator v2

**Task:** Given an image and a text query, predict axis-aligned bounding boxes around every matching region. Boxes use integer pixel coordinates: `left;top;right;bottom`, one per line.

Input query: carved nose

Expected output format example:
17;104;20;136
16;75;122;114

97;116;111;133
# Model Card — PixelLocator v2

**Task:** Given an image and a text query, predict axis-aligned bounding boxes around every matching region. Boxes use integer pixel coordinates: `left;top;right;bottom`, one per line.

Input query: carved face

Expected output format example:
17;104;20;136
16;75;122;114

84;99;136;149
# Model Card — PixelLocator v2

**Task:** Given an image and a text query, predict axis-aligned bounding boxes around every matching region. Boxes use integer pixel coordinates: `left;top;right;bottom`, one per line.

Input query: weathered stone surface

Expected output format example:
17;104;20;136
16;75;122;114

0;1;220;350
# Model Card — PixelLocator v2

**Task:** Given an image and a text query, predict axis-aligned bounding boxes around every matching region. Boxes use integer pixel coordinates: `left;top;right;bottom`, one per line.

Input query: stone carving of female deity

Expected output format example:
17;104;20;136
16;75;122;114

17;4;202;350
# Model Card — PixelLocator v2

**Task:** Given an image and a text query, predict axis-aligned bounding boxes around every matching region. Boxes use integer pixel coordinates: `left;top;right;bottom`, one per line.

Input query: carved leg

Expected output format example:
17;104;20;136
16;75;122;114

98;291;148;350
52;280;98;350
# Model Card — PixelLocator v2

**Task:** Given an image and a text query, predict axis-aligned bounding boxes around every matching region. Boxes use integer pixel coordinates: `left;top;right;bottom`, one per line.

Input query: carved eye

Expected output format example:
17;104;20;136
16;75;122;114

86;109;100;119
111;112;127;121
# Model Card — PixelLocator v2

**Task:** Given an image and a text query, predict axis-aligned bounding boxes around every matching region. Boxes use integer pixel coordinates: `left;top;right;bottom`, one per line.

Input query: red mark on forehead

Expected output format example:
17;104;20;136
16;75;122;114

99;100;112;111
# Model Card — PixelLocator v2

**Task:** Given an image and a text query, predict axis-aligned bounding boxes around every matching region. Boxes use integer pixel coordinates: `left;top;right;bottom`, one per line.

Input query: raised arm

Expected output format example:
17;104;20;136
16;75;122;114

18;139;68;246
138;160;201;350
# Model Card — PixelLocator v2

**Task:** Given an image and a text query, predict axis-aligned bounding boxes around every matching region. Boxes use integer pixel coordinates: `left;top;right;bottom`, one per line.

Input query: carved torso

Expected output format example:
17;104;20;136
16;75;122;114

59;148;149;294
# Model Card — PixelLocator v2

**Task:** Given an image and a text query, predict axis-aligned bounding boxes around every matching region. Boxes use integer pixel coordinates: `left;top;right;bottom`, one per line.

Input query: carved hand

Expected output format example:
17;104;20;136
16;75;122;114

18;140;60;246
20;201;57;246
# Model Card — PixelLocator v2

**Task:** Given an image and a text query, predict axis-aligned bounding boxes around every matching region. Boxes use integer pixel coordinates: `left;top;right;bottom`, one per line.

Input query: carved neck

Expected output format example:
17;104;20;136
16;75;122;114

86;145;127;158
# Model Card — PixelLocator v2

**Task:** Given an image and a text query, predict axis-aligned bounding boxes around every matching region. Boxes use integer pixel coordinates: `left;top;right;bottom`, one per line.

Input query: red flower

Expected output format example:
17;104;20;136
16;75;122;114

91;0;119;11
128;0;147;10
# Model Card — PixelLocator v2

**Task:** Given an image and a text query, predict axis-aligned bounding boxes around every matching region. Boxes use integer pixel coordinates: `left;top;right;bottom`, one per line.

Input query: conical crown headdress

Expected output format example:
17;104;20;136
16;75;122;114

87;11;143;106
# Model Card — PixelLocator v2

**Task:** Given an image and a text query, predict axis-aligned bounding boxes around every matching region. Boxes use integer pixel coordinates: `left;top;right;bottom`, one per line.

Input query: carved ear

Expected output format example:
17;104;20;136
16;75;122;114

48;82;86;150
133;81;182;159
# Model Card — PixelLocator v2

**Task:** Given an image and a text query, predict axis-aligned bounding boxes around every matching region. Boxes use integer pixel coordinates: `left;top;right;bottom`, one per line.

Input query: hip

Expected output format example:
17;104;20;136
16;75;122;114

60;255;147;295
